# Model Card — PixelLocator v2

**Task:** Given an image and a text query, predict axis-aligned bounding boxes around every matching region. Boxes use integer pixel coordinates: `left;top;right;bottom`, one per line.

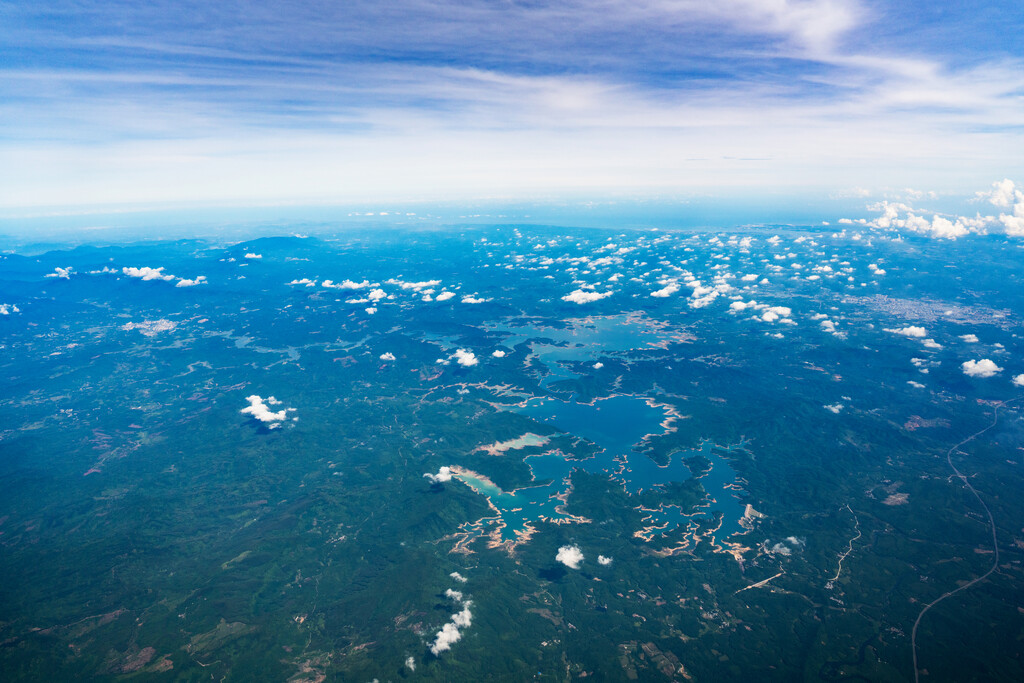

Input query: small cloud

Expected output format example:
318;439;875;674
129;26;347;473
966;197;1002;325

491;349;506;358
444;588;464;602
379;352;396;361
449;571;468;583
461;295;489;304
453;349;478;367
244;253;262;259
823;403;844;414
960;334;979;343
593;362;604;369
1;303;22;316
435;291;456;301
562;289;613;304
123;266;174;281
424;466;453;484
430;604;473;656
556;545;584;569
364;307;377;314
175;275;207;287
650;282;680;298
287;278;317;287
908;380;926;388
44;266;72;279
1013;374;1024;387
597;555;613;566
884;326;926;338
367;288;387;301
962;359;1003;378
240;395;292;427
405;656;416;671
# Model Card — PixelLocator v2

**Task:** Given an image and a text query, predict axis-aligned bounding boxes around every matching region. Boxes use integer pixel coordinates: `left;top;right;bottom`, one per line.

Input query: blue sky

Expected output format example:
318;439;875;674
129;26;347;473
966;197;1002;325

1;0;1022;216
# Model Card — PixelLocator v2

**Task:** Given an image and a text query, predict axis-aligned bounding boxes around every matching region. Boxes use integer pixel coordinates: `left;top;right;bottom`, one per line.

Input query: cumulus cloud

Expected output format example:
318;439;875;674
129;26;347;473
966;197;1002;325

430;622;463;655
556;545;584;569
123;266;174;281
435;291;456;301
453;349;478;367
445;588;463;602
244;253;262;259
430;604;473;656
823;403;844;413
367;288;387;301
960;334;980;343
597;555;613;566
1;303;22;315
844;179;1024;239
323;278;373;289
365;307;377;314
449;571;468;583
562;289;613;304
44;266;72;279
492;349;506;358
962;359;1002;378
175;275;207;287
885;326;926;338
1013;375;1024;387
240;395;292;427
424;466;453;483
650;282;680;297
379;352;396;361
288;278;316;287
461;295;488;304
387;278;441;290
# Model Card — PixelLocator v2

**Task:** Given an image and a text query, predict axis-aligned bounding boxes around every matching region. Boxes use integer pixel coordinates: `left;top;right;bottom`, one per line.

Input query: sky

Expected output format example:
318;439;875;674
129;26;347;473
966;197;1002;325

1;0;1023;221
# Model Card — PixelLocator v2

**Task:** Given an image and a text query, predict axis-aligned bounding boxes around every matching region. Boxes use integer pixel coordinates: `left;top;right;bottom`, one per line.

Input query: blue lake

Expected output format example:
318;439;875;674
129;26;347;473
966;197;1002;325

456;393;749;549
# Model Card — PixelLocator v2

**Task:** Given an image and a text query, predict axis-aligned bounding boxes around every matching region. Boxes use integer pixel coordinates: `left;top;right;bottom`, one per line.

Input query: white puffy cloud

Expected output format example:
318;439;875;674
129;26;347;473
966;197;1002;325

491;349;506;358
288;278;316;286
960;334;980;343
885;326;927;338
962;359;1002;378
44;266;72;279
435;291;456;301
650;282;680;298
977;178;1022;208
380;352;396;361
123;266;174;281
424;466;453;483
461;295;489;304
823;403;844;413
430;603;473;656
760;306;791;322
597;555;613;566
1012;374;1024;387
453;349;478;367
445;588;463;602
844;180;1024;239
556;545;584;569
176;275;207;287
449;571;468;583
323;279;372;289
386;278;441;290
562;289;612;304
429;622;463;655
365;307;377;314
1;303;21;315
244;253;262;259
240;395;292;427
367;288;387;301
405;656;416;671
